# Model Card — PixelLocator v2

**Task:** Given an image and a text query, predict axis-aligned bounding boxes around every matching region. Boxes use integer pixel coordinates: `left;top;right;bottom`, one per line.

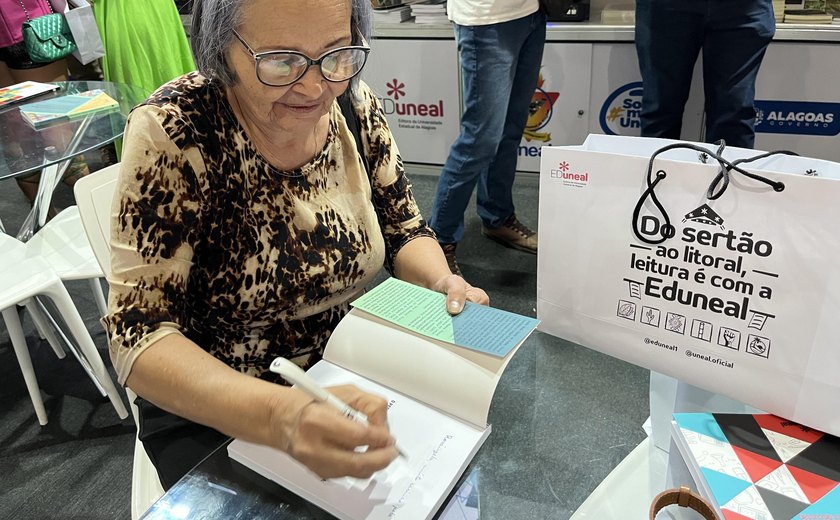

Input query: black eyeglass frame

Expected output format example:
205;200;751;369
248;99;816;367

232;29;371;87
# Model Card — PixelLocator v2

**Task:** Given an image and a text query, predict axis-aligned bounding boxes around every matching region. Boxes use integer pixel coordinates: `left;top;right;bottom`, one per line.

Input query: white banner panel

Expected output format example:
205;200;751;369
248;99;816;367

515;43;593;173
362;39;461;165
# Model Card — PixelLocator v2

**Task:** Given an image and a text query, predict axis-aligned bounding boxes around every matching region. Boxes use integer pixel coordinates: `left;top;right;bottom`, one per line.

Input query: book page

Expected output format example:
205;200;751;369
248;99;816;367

325;307;525;429
228;361;490;520
669;419;722;515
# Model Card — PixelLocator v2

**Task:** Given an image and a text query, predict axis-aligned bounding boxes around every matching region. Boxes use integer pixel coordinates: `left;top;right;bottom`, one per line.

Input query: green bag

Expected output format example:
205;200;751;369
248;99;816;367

19;1;77;63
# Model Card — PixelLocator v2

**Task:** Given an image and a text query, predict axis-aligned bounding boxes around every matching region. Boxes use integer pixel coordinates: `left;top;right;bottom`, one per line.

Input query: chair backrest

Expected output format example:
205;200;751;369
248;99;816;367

73;163;121;276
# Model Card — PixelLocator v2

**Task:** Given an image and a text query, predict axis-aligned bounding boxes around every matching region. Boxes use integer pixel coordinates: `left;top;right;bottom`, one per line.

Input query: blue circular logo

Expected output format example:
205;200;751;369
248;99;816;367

599;82;644;136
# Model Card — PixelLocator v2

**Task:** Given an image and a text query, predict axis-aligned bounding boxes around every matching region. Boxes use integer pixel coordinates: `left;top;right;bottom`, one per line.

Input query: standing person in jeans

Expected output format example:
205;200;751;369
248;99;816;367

429;0;546;275
635;0;775;148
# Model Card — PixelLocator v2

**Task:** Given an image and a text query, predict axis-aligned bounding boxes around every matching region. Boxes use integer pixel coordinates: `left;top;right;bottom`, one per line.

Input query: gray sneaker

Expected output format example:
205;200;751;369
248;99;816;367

481;214;537;254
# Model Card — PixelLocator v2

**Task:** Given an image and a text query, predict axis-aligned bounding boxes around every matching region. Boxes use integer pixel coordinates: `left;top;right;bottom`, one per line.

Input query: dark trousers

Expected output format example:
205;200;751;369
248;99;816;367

136;397;229;490
635;0;775;148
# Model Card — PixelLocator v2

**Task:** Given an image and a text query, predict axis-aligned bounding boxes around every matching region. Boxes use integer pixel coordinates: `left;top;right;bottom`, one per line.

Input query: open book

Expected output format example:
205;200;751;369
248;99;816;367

228;278;539;520
671;413;840;520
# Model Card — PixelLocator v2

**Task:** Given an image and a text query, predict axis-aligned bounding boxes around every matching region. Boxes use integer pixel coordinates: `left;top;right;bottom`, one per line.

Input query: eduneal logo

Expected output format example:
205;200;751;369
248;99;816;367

754;100;840;136
380;78;444;118
550;160;589;187
386;79;406;100
600;81;643;135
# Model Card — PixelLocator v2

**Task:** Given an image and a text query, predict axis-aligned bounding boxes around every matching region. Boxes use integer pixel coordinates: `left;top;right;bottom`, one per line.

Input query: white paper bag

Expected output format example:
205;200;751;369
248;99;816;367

537;135;840;436
65;0;105;65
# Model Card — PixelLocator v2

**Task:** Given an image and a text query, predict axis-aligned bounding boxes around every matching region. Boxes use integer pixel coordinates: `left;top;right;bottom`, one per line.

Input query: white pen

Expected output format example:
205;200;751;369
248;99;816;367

270;358;407;459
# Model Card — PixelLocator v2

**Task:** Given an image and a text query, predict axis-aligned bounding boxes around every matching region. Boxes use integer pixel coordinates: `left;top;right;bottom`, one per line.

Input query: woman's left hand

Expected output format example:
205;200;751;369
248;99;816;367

432;275;490;315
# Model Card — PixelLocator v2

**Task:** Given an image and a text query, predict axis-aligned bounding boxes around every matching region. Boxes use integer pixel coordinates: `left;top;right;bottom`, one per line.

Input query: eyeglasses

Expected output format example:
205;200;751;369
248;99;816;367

232;30;371;87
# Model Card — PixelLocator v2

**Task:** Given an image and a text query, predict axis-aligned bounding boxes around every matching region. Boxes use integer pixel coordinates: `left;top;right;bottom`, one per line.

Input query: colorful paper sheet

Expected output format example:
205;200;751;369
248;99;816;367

351;277;539;357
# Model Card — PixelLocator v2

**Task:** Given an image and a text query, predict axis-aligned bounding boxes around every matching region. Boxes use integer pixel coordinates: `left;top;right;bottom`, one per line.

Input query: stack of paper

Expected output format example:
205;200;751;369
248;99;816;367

783;8;834;23
373;4;414;23
19;89;119;129
600;3;635;24
411;0;448;24
772;0;786;21
671;413;840;520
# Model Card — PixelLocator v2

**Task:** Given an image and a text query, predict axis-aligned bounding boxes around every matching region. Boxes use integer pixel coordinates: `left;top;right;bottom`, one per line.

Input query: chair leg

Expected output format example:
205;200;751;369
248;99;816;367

33;296;107;396
42;282;129;420
26;300;67;360
88;278;108;318
25;302;47;340
2;306;48;425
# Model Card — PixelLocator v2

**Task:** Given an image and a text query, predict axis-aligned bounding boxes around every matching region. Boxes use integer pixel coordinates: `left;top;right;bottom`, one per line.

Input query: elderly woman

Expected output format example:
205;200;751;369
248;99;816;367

105;0;489;489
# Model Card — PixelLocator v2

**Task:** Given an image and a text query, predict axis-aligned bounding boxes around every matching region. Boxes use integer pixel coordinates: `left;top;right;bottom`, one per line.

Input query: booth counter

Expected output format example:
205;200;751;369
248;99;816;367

179;12;840;167
375;20;840;41
364;21;840;171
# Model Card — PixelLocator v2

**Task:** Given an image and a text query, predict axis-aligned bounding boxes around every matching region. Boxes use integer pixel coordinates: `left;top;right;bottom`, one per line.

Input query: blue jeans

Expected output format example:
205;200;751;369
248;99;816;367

635;0;775;148
429;11;546;244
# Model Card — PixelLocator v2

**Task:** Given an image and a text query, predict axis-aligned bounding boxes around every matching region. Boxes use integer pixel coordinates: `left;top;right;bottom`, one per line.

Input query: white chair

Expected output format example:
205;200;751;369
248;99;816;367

0;233;129;425
72;163;119;274
74;163;166;519
8;161;120;407
24;206;108;317
14;144;108;320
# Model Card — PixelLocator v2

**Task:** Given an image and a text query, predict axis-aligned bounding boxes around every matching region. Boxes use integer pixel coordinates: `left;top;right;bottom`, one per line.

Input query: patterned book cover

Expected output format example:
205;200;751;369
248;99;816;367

19;89;118;128
672;413;840;520
0;81;59;109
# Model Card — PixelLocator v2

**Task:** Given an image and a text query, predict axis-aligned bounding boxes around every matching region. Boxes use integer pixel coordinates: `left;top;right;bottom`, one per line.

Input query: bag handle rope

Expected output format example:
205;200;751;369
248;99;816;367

632;141;793;245
650;486;720;520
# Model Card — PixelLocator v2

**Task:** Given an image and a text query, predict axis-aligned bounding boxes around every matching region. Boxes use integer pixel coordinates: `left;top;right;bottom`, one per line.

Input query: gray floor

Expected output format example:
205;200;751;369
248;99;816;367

0;167;650;519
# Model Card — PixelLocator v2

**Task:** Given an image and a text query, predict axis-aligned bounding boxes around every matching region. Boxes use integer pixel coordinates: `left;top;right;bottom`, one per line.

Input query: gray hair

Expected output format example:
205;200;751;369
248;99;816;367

191;0;371;98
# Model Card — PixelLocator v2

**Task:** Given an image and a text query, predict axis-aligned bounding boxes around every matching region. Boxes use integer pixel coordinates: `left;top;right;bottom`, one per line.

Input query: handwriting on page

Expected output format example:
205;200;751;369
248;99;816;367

228;361;490;520
388;434;454;519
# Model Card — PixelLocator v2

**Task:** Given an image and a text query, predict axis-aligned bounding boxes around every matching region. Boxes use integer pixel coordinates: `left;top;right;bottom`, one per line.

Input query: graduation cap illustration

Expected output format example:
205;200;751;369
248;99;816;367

682;204;724;229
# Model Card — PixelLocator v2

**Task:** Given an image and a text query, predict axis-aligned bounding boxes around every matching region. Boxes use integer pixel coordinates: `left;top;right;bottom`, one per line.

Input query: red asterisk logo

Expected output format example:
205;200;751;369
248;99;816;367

386;79;406;100
558;161;570;172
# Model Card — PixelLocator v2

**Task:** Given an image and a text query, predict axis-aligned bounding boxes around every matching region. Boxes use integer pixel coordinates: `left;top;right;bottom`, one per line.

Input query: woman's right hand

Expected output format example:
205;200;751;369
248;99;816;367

271;385;399;479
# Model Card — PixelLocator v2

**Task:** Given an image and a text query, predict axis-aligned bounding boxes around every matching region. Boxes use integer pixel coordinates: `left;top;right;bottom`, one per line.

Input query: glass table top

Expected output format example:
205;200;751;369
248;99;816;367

0;80;149;180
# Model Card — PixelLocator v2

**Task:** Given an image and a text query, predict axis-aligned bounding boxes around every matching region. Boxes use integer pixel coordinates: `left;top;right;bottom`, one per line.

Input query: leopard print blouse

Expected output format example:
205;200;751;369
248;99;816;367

103;73;434;385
